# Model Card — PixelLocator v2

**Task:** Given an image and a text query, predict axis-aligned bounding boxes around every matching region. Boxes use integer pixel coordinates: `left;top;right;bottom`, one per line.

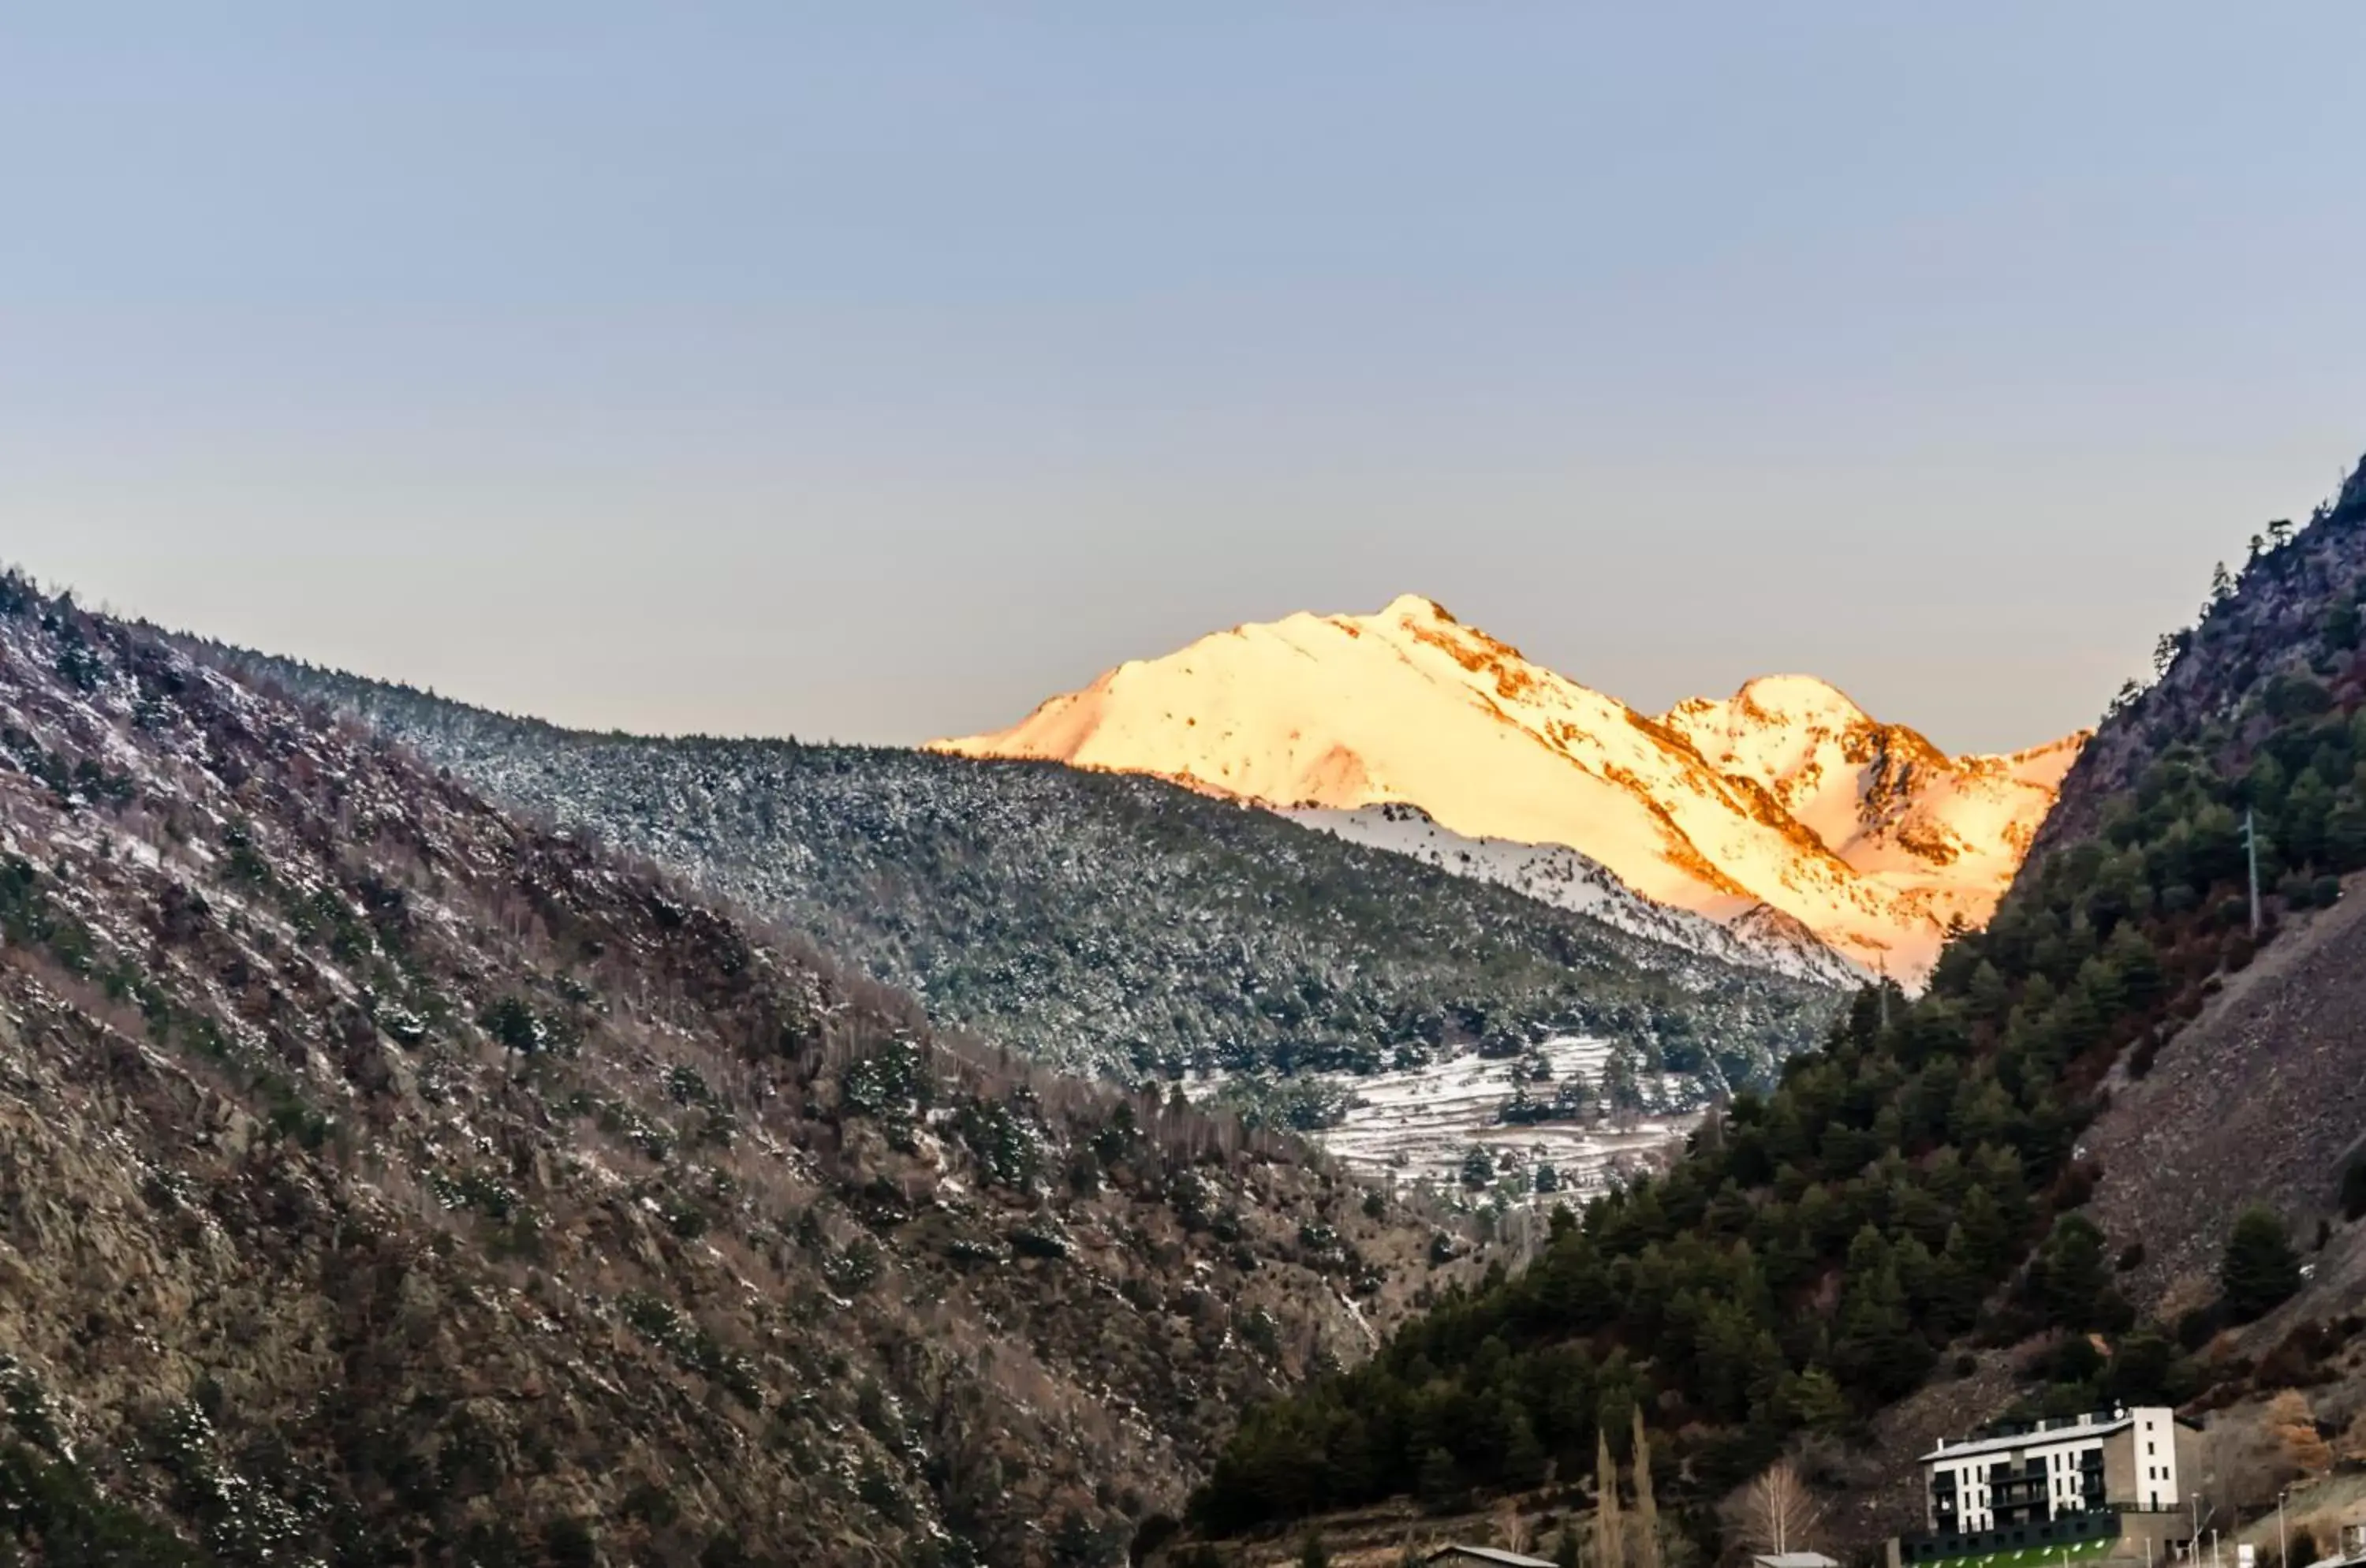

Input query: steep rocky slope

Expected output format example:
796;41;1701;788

2084;868;2366;1314
0;577;1468;1566
936;595;2083;981
190;648;1839;1111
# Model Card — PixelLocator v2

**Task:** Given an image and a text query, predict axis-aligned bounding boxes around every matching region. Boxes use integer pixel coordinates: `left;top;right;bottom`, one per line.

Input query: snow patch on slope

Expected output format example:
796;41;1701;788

1289;803;1864;987
1297;1035;1685;1200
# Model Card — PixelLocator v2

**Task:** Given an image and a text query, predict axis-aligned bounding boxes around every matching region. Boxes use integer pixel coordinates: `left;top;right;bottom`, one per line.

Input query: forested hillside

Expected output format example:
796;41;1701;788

0;573;1467;1566
1187;457;2366;1542
192;649;1836;1101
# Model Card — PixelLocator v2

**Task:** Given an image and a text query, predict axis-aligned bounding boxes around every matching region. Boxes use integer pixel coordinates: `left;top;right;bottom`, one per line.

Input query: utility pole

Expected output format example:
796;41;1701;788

2278;1489;2289;1568
2244;808;2262;935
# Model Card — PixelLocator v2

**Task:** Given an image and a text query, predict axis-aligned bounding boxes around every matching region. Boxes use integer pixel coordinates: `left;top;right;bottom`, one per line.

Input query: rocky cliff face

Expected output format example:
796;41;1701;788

0;577;1455;1566
2039;487;2366;857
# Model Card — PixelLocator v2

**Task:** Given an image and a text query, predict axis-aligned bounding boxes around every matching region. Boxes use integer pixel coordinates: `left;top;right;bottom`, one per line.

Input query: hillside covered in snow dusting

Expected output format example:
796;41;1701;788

938;595;2085;982
199;644;1841;1107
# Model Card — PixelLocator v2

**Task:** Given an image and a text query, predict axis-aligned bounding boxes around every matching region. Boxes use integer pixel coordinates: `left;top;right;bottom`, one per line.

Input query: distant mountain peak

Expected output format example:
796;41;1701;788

1375;591;1455;622
1718;672;1873;723
936;597;2085;981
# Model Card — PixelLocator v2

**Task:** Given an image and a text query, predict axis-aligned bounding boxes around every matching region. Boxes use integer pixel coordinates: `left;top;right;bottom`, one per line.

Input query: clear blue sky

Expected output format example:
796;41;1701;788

6;5;2362;752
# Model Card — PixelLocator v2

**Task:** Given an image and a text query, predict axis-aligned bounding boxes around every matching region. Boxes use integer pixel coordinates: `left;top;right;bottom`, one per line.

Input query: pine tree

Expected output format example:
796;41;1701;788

1502;1399;1548;1489
2032;1214;2123;1330
1462;1144;1498;1189
1834;1244;1932;1398
1417;1446;1461;1509
1784;1366;1849;1432
2222;1206;2302;1321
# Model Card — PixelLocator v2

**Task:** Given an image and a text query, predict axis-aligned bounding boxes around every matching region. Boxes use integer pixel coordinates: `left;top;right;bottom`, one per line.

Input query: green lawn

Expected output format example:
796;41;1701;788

1917;1537;2122;1568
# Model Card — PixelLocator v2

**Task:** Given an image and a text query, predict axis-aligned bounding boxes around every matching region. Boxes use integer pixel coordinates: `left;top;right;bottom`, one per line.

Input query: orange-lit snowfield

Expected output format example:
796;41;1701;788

939;595;2082;985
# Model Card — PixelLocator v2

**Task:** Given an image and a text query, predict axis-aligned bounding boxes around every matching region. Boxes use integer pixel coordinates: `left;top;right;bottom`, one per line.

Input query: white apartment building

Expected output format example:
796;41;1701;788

1920;1406;2197;1535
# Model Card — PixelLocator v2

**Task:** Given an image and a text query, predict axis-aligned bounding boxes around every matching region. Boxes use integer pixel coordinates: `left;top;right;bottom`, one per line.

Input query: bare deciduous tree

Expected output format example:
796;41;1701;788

1725;1460;1827;1558
1496;1500;1533;1554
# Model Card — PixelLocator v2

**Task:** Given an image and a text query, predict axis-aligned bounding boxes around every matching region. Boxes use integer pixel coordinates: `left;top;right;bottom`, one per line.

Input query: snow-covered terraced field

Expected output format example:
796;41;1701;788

1313;1035;1689;1197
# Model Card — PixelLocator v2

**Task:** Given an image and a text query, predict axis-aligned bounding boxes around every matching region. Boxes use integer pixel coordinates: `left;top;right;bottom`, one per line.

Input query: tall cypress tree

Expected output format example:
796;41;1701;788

1629;1407;1661;1568
1595;1430;1624;1568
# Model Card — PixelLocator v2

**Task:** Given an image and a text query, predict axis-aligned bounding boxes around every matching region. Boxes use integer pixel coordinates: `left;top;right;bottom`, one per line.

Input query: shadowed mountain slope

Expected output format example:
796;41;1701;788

0;575;1473;1566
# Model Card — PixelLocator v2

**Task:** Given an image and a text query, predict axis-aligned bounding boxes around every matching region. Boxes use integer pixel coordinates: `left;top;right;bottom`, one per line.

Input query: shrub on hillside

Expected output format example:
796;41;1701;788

2222;1207;2304;1323
2342;1154;2366;1222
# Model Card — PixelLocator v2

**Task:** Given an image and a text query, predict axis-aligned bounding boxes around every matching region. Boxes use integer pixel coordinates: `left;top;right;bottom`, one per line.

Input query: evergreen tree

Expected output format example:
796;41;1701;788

1417;1447;1460;1510
1834;1231;1933;1398
1462;1145;1498;1189
1502;1399;1548;1490
2030;1215;2126;1331
2101;1325;2187;1406
1784;1367;1849;1432
2222;1207;2302;1321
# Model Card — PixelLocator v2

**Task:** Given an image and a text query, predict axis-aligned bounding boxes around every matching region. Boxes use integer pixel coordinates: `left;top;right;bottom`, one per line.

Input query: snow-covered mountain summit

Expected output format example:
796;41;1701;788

935;595;2085;981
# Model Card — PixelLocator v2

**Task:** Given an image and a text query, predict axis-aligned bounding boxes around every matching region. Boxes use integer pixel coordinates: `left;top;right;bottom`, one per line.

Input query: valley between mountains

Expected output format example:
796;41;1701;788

212;593;2080;1204
207;648;1840;1204
10;459;2366;1568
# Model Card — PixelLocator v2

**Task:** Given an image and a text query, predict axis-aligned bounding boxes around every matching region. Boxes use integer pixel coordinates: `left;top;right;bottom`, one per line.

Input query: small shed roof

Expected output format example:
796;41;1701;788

1752;1554;1840;1568
1426;1547;1559;1568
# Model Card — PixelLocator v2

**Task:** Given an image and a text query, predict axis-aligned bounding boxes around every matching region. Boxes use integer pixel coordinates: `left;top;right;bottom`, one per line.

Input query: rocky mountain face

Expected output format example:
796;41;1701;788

935;595;2084;984
2041;472;2366;856
193;650;1839;1114
0;577;1473;1566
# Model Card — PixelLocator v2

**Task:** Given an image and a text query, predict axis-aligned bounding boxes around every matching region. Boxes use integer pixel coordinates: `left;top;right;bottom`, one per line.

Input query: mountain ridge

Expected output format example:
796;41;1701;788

190;640;1841;1111
935;594;2087;981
